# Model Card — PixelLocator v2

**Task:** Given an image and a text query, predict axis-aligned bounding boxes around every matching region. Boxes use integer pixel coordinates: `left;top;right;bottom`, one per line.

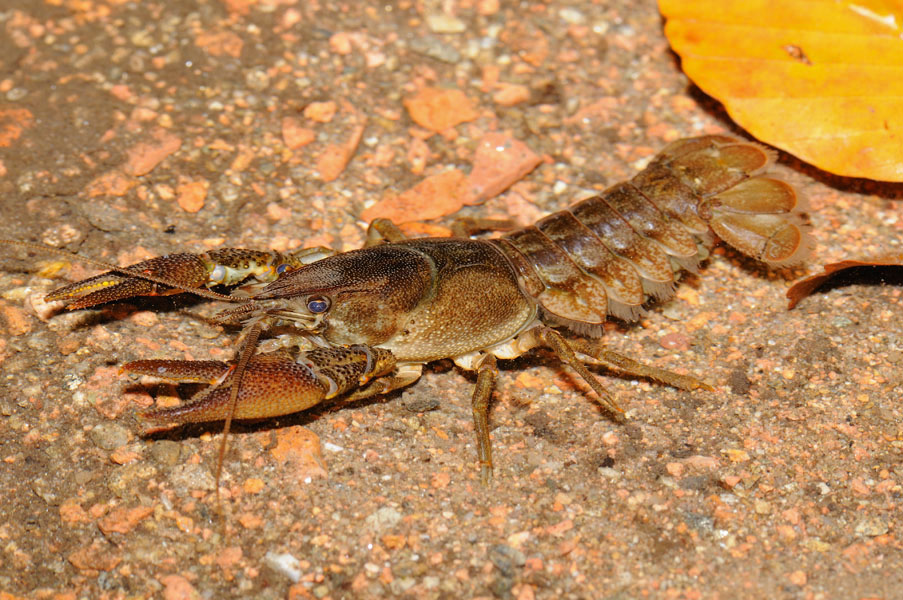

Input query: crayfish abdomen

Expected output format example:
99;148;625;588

494;135;811;328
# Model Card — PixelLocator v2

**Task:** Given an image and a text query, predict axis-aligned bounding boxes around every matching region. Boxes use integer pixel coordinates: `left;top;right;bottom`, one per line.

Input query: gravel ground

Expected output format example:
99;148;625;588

0;1;901;599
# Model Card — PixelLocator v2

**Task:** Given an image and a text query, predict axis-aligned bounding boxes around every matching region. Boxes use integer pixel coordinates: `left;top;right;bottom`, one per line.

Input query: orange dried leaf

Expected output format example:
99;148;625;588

398;222;453;238
403;88;479;133
315;121;366;182
85;170;137;198
465;133;542;205
787;254;903;308
360;169;470;223
660;0;903;181
123;128;182;176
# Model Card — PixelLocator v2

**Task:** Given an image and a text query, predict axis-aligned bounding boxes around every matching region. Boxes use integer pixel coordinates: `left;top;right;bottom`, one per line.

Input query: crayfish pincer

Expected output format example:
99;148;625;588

2;135;811;485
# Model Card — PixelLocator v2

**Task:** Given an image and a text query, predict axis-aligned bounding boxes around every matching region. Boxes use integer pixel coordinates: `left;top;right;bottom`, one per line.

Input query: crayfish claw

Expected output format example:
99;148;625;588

46;253;213;308
133;354;329;424
44;247;316;309
132;346;398;425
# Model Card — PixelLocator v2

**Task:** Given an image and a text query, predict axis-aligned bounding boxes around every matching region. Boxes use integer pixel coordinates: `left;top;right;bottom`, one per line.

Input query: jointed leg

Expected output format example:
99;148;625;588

470;354;497;485
537;325;712;416
367;216;515;245
570;340;712;392
538;326;624;415
450;217;516;238
365;218;407;246
344;363;423;401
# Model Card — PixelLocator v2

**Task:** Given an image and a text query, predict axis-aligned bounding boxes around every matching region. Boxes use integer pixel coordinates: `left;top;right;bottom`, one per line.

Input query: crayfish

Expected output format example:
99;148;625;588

1;135;811;484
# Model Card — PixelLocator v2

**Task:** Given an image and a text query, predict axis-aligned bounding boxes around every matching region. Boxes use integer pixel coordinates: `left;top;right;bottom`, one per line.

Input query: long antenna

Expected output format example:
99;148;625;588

213;321;263;535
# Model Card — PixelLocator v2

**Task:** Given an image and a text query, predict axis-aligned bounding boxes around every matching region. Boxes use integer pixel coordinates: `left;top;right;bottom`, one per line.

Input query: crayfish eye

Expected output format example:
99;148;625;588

306;296;330;314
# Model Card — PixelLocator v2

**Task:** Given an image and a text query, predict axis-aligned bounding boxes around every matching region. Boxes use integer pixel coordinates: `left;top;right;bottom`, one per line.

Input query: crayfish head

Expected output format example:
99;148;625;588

248;244;434;345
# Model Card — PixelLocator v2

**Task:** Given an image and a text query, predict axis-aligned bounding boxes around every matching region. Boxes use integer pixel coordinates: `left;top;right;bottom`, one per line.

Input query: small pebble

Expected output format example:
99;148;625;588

408;37;462;64
426;14;466;34
855;516;889;537
245;68;270;91
660;332;691;351
168;463;216;493
559;8;586;25
89;422;132;450
488;544;526;577
404;396;440;412
264;551;302;582
365;506;402;532
493;83;530;106
107;463;159;499
31;477;60;505
149;440;182;466
303;100;337;123
597;467;620;480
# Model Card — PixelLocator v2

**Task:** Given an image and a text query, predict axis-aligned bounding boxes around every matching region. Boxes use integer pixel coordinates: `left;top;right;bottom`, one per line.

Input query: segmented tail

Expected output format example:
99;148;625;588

492;135;811;331
649;135;811;267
